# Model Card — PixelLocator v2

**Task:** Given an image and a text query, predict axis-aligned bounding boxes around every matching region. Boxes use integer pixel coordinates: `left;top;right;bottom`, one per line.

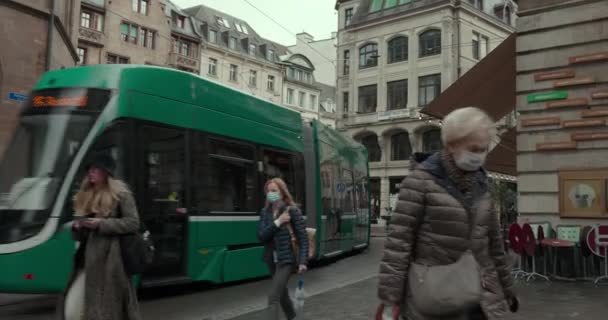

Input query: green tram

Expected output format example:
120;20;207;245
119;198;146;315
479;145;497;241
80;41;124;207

0;65;370;294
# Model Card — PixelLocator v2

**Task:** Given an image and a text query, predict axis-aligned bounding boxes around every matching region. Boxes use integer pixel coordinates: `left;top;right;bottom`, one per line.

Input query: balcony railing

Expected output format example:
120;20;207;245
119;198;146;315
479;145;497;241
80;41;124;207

169;53;200;70
78;27;104;45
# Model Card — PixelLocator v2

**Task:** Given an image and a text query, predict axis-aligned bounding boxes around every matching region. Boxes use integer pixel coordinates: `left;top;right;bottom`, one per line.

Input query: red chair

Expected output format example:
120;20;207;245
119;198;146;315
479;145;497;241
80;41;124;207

522;223;549;282
508;223;528;279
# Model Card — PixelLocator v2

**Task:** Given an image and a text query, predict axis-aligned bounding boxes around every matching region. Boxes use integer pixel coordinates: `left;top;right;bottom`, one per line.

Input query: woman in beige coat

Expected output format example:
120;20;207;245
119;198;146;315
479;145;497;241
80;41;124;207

377;107;517;320
58;154;142;320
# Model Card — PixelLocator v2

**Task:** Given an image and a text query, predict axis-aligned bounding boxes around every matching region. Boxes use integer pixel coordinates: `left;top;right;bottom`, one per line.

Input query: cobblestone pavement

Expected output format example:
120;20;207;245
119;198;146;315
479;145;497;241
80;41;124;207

228;277;608;320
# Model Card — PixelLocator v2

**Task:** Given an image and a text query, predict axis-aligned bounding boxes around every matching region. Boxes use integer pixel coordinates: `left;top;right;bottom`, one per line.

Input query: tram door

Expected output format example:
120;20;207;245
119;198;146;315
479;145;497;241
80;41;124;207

137;125;188;281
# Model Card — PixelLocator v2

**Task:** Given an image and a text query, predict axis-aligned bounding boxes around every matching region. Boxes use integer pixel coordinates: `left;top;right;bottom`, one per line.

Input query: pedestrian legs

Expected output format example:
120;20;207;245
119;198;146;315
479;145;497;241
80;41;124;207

265;263;296;320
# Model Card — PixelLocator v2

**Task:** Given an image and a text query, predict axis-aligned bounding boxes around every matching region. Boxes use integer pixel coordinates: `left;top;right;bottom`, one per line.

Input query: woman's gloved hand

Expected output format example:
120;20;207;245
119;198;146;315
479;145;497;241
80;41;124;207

507;295;519;313
376;303;400;320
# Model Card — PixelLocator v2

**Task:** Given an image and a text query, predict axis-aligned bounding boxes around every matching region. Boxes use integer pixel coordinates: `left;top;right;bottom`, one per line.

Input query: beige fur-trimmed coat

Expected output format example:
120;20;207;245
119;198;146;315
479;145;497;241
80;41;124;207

56;190;142;320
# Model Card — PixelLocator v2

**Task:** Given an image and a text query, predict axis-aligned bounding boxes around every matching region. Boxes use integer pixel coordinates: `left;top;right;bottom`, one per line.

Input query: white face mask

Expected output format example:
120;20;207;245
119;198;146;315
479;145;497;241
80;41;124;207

454;150;487;172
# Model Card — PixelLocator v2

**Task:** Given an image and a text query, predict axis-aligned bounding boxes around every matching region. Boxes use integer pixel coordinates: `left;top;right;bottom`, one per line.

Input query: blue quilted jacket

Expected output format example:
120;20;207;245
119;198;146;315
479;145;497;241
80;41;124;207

257;205;309;266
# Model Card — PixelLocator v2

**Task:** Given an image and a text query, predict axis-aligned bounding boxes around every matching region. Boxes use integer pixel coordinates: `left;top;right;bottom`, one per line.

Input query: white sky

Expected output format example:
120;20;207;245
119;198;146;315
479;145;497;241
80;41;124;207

172;0;338;46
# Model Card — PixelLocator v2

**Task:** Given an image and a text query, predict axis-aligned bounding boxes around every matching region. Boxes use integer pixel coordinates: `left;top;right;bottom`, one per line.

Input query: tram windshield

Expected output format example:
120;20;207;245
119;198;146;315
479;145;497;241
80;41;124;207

0;88;111;244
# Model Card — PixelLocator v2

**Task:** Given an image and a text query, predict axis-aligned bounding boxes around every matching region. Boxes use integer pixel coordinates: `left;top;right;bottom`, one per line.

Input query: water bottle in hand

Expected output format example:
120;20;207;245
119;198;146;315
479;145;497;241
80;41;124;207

294;278;306;310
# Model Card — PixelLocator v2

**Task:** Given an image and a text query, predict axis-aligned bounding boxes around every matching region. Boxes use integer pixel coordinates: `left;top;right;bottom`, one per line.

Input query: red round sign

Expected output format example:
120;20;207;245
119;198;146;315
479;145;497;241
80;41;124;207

586;225;608;258
509;224;523;254
521;224;536;256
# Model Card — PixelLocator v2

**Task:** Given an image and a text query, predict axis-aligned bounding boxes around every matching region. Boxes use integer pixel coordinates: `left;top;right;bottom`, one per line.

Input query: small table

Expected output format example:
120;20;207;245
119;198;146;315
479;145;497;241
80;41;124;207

541;238;576;279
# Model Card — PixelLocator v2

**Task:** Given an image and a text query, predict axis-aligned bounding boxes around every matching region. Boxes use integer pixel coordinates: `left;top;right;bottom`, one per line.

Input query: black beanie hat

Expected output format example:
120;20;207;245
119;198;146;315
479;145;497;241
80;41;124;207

87;154;116;177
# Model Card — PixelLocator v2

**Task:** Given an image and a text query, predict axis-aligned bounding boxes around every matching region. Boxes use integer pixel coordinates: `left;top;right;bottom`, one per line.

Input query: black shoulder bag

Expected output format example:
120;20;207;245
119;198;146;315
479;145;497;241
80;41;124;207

117;205;155;275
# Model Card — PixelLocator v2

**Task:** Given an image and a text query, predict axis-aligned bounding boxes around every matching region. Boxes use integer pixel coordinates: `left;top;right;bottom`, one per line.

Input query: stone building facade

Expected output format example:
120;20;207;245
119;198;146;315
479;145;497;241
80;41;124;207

335;0;516;222
0;0;80;157
516;0;608;226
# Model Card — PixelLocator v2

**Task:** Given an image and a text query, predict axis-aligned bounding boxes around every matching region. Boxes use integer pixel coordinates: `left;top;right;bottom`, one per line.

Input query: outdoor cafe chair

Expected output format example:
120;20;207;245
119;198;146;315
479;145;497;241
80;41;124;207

521;223;549;282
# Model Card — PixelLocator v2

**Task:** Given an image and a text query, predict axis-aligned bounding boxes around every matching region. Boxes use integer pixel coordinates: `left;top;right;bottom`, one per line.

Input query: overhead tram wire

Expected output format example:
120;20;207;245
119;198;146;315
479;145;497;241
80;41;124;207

241;0;337;67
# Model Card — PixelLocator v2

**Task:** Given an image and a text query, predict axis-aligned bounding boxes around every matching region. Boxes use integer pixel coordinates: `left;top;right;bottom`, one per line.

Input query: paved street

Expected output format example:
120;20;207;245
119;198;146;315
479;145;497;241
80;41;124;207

3;234;608;320
228;277;608;320
0;237;384;320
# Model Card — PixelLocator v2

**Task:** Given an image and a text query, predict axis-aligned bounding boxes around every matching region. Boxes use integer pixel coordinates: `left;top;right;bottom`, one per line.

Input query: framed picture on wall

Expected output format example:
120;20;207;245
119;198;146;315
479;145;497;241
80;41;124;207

559;169;608;218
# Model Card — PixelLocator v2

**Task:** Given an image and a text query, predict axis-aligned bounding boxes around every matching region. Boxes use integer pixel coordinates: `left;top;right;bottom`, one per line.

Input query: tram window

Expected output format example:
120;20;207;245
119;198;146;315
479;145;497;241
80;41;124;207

205;138;257;213
142;126;186;215
262;149;305;212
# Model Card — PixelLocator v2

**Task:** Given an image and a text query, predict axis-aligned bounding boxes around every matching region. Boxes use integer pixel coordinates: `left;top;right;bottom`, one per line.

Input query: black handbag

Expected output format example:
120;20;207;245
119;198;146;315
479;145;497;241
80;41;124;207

117;207;155;275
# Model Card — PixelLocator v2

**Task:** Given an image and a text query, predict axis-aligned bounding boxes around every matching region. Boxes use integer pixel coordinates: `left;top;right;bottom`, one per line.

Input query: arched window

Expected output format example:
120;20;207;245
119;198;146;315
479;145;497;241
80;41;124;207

361;134;382;162
391;131;412;161
388;36;408;64
419;29;441;57
359;43;378;69
422;128;442;153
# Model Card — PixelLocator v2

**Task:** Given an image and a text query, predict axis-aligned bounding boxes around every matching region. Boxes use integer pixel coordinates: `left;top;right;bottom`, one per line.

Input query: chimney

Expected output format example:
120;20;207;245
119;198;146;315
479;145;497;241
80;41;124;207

296;32;314;44
331;32;337;39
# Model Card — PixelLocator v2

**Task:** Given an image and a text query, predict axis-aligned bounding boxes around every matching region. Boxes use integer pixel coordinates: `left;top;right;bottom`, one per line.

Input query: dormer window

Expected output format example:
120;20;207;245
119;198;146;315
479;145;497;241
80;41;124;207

229;37;238;50
266;49;275;61
173;12;186;29
215;16;230;28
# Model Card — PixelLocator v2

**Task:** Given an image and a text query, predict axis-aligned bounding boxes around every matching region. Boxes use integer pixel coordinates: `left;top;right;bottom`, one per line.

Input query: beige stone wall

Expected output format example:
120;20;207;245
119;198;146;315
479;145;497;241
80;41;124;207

515;0;608;223
200;46;284;105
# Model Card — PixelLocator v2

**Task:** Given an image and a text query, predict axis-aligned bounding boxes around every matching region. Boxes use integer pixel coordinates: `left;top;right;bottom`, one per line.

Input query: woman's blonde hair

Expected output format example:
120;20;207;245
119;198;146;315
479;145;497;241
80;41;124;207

264;178;295;207
73;176;129;218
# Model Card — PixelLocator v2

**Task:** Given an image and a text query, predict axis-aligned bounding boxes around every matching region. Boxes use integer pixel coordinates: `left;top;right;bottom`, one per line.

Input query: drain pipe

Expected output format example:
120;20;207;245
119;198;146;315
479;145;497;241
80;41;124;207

45;0;56;71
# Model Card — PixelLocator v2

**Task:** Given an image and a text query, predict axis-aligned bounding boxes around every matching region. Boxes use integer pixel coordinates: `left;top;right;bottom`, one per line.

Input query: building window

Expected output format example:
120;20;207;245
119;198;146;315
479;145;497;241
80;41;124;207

505;6;512;25
387;79;407;110
249;44;256;56
358;84;377;113
174;13;186;29
391;132;412;161
229;64;238;82
216;16;230;28
296;70;303;81
369;0;383;12
267;75;275;91
209;30;217;43
298;92;306;107
345;8;353;27
133;0;149;15
418;74;441;107
81;12;91;28
107;53;129;64
229;37;238;50
481;35;489;57
249;70;257;87
310;94;317;110
173;37;197;58
287;88;295;104
138;28;155;49
343;50;350;75
359;43;378;69
208;58;217;76
80;11;104;32
388;36;408;64
422;128;443;153
267;49;275;61
468;0;483;10
343;92;349;113
472;32;480;60
77;47;87;65
419;29;441;57
361;134;381;162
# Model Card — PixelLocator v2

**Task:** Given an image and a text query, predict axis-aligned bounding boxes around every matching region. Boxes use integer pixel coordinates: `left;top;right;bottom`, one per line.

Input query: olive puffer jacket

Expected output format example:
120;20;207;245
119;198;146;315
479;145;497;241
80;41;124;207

378;152;514;320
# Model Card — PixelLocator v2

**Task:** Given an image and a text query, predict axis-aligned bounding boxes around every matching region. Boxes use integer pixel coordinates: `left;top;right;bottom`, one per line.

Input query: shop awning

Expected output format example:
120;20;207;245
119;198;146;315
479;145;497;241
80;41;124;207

421;33;516;121
421;33;517;177
486;127;517;177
